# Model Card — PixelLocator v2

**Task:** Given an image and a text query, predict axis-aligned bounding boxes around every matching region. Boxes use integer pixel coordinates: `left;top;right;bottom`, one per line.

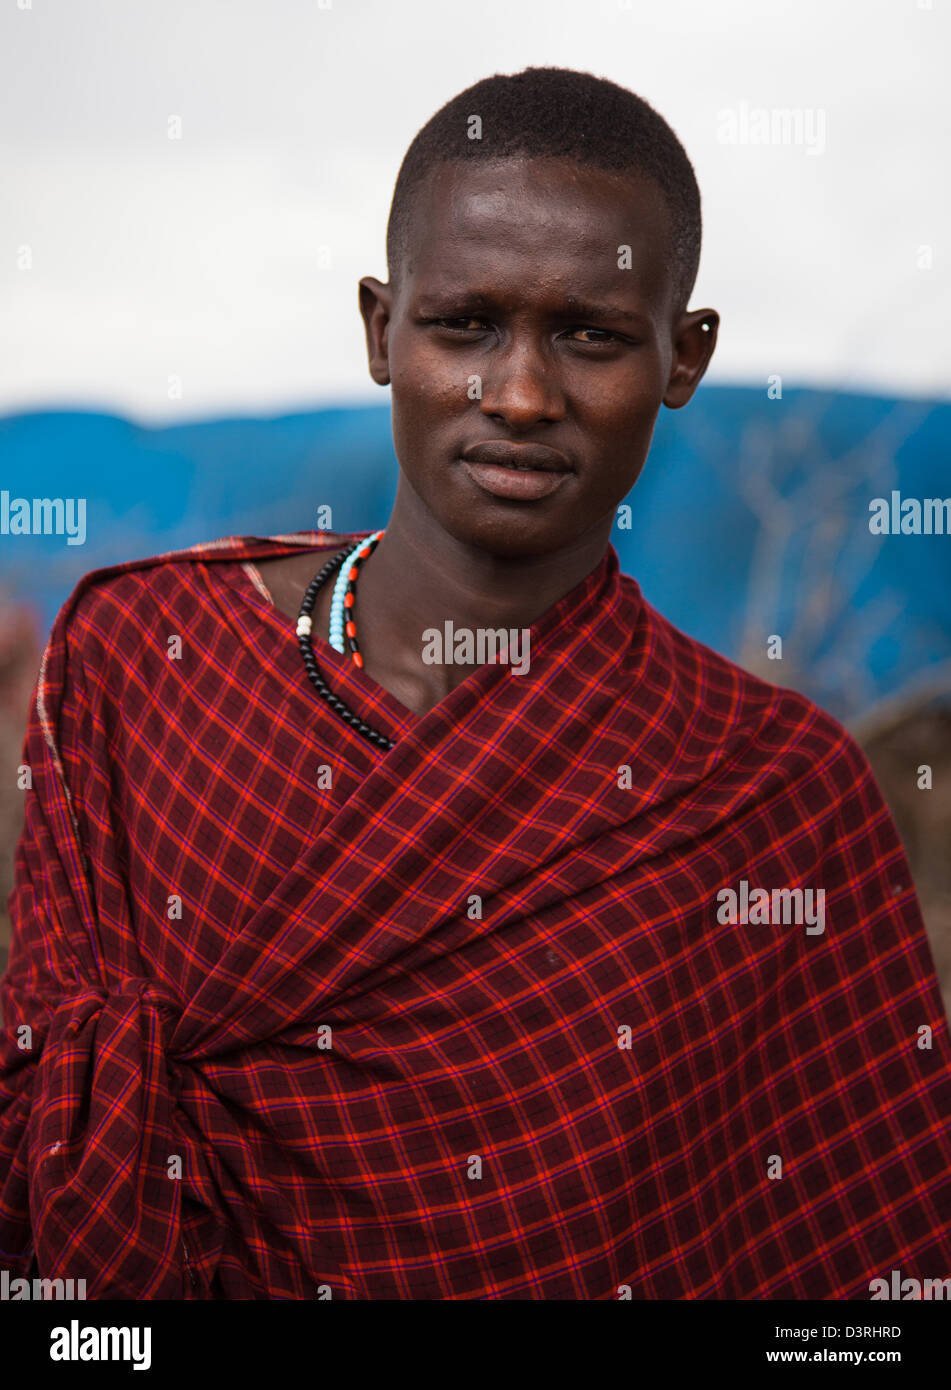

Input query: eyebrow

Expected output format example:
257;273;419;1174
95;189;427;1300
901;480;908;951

560;297;650;328
417;291;650;329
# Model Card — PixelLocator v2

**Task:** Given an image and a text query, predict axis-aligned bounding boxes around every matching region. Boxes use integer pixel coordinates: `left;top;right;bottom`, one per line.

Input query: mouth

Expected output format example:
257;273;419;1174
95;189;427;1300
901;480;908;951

459;441;573;501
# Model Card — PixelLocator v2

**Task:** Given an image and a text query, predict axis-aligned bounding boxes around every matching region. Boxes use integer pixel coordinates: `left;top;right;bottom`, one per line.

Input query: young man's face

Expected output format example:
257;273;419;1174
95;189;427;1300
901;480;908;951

360;155;717;559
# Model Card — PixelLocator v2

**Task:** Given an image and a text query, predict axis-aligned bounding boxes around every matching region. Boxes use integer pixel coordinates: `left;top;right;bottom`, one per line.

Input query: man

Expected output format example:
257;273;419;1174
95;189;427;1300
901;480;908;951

2;67;949;1300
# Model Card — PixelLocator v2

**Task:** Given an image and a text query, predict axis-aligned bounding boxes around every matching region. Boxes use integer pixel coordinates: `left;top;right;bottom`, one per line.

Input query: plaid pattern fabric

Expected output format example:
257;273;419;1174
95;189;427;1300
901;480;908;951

1;529;949;1299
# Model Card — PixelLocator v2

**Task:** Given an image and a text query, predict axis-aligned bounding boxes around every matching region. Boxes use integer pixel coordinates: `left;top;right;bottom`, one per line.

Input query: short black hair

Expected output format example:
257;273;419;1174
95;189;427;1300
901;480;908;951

386;66;702;312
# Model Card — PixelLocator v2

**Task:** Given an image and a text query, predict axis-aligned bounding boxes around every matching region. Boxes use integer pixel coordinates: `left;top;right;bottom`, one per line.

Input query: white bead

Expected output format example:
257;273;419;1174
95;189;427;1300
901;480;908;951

296;615;313;636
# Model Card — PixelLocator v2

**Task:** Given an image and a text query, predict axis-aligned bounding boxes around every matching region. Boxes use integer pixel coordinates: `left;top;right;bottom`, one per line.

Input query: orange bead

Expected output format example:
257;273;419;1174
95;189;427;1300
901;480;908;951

349;566;359;581
344;593;354;607
352;652;364;668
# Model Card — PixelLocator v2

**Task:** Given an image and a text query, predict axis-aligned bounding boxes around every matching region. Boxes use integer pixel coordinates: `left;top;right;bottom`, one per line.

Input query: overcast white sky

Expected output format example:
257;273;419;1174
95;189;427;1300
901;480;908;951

1;0;948;422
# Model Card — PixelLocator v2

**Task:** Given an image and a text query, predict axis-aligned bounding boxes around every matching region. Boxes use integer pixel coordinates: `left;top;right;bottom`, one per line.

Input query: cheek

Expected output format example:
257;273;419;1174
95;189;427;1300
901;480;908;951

571;366;663;501
389;325;469;405
389;343;472;425
388;352;466;487
571;355;665;425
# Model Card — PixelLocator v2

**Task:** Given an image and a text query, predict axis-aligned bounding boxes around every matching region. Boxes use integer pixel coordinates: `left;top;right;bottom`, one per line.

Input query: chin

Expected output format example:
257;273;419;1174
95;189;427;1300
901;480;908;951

442;507;579;560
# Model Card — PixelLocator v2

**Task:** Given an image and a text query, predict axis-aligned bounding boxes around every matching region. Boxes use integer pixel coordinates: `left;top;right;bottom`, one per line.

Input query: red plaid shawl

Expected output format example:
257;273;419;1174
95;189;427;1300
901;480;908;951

2;530;950;1299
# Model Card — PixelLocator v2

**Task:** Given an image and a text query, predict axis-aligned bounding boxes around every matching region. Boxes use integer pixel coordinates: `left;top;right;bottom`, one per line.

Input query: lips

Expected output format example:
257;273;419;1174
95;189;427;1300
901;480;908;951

460;441;571;473
458;440;573;501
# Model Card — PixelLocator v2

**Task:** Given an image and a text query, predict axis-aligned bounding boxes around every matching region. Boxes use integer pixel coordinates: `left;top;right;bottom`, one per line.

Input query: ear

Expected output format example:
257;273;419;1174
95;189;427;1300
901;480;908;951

662;308;719;409
358;276;394;386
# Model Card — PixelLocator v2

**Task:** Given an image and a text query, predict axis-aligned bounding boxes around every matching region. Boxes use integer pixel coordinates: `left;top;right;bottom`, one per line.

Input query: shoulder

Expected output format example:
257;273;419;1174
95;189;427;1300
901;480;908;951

59;540;240;664
632;585;877;806
53;531;354;658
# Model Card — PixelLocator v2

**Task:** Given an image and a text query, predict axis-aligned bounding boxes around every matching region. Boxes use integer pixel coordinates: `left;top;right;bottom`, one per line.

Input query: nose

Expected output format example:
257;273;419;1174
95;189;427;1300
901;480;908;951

478;335;566;430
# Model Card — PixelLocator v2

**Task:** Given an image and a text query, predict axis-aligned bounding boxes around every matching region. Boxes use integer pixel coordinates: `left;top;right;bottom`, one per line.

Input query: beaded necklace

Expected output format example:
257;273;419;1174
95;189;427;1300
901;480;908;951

295;532;394;750
327;531;384;655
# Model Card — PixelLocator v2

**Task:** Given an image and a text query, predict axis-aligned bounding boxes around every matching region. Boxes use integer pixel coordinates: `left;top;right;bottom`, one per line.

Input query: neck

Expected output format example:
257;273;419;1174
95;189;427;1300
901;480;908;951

354;477;612;706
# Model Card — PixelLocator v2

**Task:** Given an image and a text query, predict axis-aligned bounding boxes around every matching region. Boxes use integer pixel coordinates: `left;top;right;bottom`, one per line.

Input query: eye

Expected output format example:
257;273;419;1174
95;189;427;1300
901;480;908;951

428;316;488;332
566;326;622;344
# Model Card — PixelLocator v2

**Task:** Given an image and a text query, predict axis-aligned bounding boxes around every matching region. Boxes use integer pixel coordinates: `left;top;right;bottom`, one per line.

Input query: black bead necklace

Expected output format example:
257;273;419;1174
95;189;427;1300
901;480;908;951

295;543;395;751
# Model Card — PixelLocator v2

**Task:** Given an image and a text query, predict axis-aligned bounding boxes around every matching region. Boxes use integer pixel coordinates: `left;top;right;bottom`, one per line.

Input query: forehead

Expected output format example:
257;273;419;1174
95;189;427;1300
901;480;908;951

401;156;676;312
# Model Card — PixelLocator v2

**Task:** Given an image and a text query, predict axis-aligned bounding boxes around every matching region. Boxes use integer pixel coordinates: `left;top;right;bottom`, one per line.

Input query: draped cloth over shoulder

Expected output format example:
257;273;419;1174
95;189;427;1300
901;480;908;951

2;530;950;1299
